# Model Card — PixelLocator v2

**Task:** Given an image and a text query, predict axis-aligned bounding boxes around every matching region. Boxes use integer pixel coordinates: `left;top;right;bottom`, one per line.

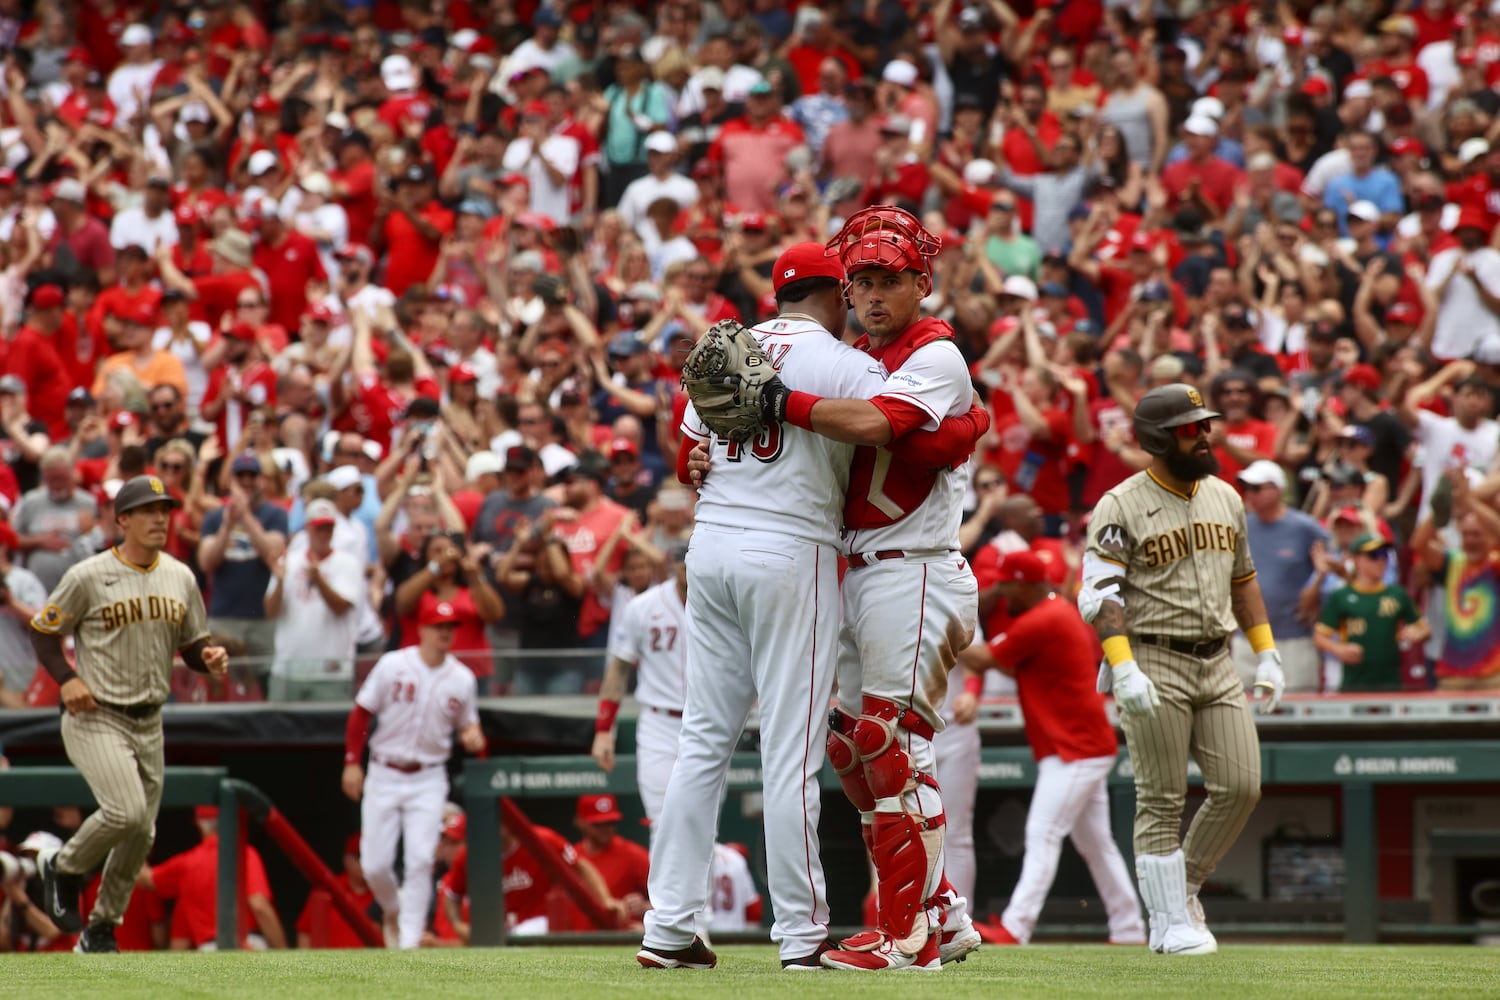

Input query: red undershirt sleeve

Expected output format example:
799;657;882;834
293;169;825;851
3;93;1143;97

870;395;934;440
887;402;990;468
345;705;373;764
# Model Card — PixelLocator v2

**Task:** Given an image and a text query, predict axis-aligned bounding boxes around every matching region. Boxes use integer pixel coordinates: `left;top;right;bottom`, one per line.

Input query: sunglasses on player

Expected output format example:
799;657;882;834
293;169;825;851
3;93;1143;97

1174;419;1214;438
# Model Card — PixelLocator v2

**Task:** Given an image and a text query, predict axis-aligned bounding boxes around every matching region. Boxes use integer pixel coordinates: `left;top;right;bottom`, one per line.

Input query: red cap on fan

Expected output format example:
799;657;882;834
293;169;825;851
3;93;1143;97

999;550;1047;584
773;241;847;292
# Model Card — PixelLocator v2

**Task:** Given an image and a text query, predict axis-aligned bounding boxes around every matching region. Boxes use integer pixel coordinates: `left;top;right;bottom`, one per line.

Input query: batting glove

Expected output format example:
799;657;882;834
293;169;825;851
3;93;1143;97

1076;581;1121;623
1110;660;1160;719
1252;649;1285;715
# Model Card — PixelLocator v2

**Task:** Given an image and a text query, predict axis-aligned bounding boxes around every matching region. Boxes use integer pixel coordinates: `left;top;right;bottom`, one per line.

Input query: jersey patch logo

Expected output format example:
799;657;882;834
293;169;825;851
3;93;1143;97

1097;524;1128;554
148;477;165;495
1185;387;1204;408
36;604;64;629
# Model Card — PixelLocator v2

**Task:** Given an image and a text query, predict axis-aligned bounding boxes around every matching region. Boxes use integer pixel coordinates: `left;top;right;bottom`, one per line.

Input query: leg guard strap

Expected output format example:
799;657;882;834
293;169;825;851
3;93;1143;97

861;694;935;741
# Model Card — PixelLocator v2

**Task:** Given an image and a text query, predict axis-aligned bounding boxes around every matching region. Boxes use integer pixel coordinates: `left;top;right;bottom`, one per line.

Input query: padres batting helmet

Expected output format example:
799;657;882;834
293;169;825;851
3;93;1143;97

1133;383;1221;457
113;475;182;514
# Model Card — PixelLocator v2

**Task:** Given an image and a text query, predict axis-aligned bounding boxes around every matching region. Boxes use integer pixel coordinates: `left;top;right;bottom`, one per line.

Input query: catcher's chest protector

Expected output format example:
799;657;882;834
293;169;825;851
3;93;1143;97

843;319;957;531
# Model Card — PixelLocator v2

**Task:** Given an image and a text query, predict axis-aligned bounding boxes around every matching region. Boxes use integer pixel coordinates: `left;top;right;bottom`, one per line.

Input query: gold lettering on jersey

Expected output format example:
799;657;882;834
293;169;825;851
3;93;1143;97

101;595;188;631
1141;522;1239;567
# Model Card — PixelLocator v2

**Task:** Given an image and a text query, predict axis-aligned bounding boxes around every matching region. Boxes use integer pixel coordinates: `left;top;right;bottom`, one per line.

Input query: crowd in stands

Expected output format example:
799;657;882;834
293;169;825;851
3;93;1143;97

0;0;1491;703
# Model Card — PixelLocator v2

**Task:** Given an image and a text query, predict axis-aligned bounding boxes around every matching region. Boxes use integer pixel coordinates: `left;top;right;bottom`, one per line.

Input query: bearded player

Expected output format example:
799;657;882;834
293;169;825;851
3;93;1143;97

755;208;981;971
1078;384;1283;955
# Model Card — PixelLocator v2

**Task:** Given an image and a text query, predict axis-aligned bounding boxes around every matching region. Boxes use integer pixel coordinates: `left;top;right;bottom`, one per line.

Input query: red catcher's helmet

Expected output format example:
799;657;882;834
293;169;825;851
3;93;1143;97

824;206;942;278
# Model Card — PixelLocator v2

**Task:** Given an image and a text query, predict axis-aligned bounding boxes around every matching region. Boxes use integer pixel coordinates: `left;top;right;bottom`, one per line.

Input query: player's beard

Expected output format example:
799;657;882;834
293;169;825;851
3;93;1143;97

1163;443;1220;481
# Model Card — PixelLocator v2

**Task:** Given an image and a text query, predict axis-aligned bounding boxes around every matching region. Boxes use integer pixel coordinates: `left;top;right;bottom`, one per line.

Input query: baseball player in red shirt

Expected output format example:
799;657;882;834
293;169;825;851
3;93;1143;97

570;794;649;927
957;551;1145;946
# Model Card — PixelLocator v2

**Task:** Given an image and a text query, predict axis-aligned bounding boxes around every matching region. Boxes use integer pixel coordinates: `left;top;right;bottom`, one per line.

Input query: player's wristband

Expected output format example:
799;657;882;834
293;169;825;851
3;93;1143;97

1101;635;1136;668
1246;623;1276;654
784;391;820;431
962;673;983;697
595;698;620;734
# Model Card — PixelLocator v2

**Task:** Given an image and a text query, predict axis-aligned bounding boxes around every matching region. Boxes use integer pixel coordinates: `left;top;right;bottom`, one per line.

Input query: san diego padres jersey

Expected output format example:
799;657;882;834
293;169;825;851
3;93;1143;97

31;548;208;706
682;316;888;547
1086;470;1255;640
608;579;687;713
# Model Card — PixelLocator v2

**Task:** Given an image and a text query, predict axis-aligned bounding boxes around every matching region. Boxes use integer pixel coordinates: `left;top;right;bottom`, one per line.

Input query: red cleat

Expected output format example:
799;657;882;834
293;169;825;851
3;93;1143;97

975;918;1020;945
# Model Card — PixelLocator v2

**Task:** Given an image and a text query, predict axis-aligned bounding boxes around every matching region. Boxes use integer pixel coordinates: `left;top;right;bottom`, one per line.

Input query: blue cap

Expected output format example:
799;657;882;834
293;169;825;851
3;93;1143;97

232;454;263;474
1040;282;1069;298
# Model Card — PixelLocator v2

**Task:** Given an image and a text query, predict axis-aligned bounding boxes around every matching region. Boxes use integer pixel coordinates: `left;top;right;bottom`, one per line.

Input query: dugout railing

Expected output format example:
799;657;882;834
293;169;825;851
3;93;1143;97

462;740;1500;946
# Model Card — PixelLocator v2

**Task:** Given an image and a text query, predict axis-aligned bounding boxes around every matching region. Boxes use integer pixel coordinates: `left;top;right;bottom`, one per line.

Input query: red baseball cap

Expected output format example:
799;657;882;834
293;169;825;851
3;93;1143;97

1333;504;1365;524
224;321;258;342
174;203;198;226
64;46;92;66
250;94;281;115
449;362;479;384
773;241;846;293
1389;137;1424;158
1127;231;1155;253
499;173;530;189
122;301;156;326
609;436;639;458
194;805;218;821
336;243;375;267
442;812;467;841
1301;77;1331;97
303;302;335;324
1342;363;1381;391
1386;302;1419;324
111;410;138;430
419;599;463;627
520;99;549;118
1282;25;1304;46
739;212;769;233
577;793;624;824
999;549;1047;584
1457;206;1494;234
1458;47;1480;68
31;285;64;309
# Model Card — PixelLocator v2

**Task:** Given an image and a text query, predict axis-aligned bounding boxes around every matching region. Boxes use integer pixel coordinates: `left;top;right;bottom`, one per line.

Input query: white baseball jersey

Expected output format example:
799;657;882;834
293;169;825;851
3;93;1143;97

683;316;888;547
356;647;479;766
706;842;761;932
608;579;687;712
842;339;972;553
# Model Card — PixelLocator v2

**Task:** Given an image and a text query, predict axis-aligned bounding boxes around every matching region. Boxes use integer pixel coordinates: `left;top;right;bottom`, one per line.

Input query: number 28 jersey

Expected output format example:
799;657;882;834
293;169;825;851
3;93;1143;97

682;316;887;548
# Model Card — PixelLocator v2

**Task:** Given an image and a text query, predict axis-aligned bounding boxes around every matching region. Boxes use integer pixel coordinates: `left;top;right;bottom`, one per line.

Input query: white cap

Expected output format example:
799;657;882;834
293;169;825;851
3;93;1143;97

962;158;998;186
361;440;383;463
305;498;339;526
324;111;350;131
300;171;332;196
1001;275;1038;301
121;23;153;48
1247;151;1278;171
102;478;123;501
19;831;63;855
644;131;678;155
694;66;726;91
325;465;363;491
247;149;279;177
180;102;211;124
451;28;479;51
1476;332;1500;365
381;54;416;92
1460;138;1491;165
50;177;86;203
1348;200;1380;222
1238;459;1288;489
1183;115;1219;137
1344;79;1373;100
1191;96;1225;120
881;59;918;87
466;450;504;480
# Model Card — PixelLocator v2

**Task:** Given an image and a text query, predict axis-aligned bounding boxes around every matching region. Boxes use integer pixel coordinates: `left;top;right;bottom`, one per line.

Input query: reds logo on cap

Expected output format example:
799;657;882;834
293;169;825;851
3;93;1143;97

437;602;454;616
783;268;796;279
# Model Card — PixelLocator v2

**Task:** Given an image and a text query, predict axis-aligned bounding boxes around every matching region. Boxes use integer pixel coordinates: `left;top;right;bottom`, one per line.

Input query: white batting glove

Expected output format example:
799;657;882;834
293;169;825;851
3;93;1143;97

1110;660;1160;719
1252;649;1285;715
1076;581;1121;623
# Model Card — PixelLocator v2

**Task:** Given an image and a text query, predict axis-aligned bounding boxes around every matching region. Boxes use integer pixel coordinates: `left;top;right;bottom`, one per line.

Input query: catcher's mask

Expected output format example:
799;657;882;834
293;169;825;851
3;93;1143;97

825;205;942;288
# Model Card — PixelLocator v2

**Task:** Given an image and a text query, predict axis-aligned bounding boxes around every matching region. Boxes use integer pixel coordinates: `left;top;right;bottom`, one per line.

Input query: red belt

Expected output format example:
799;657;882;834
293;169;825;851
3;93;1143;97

846;550;908;569
646;706;684;718
374;756;440;774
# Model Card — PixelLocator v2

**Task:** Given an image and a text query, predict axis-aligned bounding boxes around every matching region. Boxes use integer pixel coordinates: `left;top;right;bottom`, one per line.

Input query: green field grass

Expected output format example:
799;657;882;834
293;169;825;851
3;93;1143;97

7;944;1500;999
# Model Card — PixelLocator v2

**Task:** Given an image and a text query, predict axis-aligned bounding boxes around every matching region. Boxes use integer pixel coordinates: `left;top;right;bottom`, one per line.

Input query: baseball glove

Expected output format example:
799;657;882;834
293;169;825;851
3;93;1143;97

680;319;785;442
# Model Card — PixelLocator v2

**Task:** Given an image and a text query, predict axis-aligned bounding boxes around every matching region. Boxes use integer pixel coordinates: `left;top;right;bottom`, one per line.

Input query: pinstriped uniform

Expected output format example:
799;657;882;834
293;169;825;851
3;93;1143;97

1086;471;1263;889
30;548;209;926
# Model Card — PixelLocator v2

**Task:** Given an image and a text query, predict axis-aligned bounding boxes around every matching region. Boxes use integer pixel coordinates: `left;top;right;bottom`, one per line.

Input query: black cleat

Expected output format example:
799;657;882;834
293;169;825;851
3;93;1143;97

74;922;119;954
40;850;85;934
637;936;718;969
782;940;833;970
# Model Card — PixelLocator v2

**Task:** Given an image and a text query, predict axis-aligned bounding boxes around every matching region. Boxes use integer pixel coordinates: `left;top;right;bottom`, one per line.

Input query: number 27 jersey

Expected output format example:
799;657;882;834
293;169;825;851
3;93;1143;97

682;317;887;547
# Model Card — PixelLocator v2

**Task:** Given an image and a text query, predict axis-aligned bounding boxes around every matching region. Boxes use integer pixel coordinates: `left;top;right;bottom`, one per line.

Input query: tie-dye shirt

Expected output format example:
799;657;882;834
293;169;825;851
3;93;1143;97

1436;549;1500;680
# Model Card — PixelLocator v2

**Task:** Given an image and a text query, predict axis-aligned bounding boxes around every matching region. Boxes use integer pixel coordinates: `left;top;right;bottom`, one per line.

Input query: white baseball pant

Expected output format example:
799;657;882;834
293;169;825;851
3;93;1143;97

933;682;981;905
998;753;1145;944
635;707;682;826
644;526;839;961
360;763;447;949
